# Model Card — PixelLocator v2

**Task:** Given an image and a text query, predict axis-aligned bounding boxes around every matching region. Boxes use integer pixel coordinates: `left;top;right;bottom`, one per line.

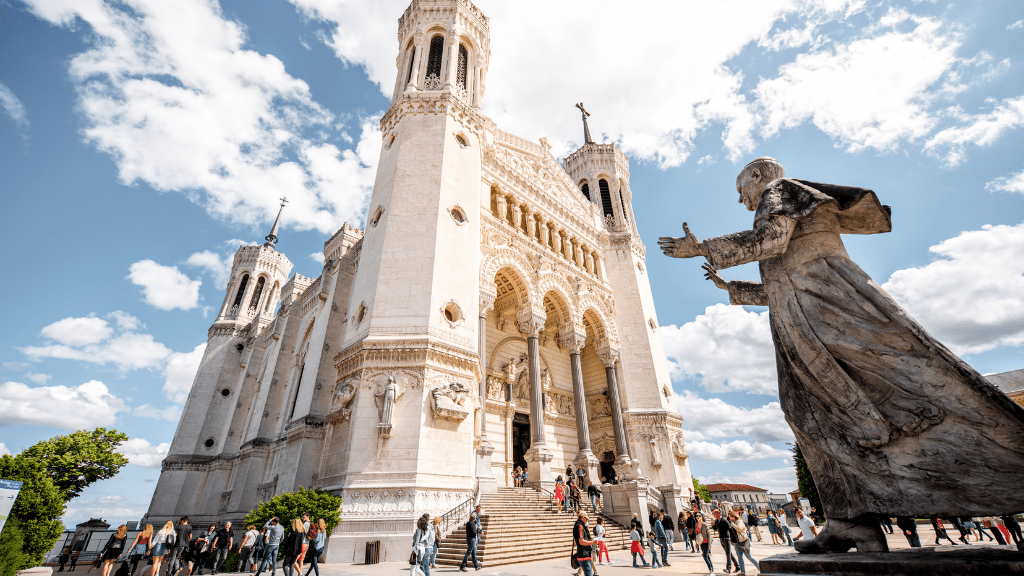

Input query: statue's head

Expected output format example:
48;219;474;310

736;157;785;211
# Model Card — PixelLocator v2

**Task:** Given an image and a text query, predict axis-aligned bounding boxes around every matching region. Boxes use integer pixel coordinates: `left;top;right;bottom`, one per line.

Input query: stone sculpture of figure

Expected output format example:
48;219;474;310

374;376;402;437
332;378;357;410
658;157;1024;554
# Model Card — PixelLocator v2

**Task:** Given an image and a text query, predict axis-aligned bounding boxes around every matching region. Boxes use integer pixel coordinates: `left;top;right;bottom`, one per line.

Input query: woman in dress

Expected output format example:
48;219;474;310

100;525;129;576
149;521;175;576
766;510;780;545
554;480;565;513
126;524;153;575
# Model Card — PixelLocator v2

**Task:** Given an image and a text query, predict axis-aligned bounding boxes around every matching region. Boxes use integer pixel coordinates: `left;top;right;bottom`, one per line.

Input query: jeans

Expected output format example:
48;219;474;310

734;542;759;573
976;525;995;540
681;528;692;552
632;550;648;567
649;545;662;568
666;531;674;550
428;543;438;566
781;524;794;546
165;546;184;575
579;559;594;576
419;550;430;576
699;543;713;571
720;540;739;572
657;537;668;565
304;547;322;576
590;495;599;512
239;547;254;572
460;537;479;569
904;532;921;547
212;548;229;573
256;545;280;575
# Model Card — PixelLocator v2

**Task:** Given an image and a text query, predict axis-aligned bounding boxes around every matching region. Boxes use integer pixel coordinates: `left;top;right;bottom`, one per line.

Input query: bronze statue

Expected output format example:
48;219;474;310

659;157;1024;553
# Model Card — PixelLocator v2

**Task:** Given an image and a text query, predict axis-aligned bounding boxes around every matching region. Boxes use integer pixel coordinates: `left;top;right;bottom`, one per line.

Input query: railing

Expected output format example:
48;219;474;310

523;480;630;549
439;495;475;537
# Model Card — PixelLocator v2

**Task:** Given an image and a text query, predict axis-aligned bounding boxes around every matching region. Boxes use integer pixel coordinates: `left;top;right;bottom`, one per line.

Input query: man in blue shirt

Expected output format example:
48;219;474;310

653;513;670;567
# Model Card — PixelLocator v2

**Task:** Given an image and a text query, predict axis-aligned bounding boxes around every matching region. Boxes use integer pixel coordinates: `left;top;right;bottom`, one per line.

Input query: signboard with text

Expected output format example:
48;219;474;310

0;479;24;535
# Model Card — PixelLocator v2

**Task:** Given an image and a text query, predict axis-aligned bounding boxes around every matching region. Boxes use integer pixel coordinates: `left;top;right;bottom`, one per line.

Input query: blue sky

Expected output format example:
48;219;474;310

1;0;1023;527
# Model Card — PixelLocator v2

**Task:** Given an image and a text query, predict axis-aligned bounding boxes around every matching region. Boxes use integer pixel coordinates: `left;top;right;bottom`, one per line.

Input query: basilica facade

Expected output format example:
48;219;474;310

145;0;692;560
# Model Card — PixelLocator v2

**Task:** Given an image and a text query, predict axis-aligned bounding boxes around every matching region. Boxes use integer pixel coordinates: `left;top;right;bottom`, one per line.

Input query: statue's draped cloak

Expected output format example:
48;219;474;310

704;178;1024;519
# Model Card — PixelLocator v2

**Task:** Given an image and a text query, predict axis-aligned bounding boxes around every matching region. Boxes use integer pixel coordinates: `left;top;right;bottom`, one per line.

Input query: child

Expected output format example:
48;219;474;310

630;528;648;567
646;532;662;568
594;518;611;565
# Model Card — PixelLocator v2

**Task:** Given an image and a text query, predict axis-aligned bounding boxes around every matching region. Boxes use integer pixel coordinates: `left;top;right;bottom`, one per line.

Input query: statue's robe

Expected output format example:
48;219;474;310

703;178;1024;519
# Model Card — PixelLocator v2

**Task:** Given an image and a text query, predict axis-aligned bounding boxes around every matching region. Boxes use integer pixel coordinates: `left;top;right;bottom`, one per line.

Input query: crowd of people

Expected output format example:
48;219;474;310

86;514;328;576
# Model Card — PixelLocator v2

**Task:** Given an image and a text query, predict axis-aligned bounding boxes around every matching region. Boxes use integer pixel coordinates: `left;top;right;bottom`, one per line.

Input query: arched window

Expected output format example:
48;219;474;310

405;46;417;86
599;179;614;218
425;36;445;86
248;276;266;310
457;44;468;90
580;182;591;201
619;189;629;222
231;274;249;308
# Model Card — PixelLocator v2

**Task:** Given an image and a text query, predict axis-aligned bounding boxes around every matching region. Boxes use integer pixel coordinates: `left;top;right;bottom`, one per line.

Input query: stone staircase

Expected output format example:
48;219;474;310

436;486;632;567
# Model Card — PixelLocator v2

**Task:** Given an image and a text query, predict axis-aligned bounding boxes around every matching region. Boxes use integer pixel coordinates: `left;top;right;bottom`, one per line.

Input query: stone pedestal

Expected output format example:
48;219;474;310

760;547;1024;576
525;445;553;492
599;479;649;531
574;451;601;494
476;440;498;495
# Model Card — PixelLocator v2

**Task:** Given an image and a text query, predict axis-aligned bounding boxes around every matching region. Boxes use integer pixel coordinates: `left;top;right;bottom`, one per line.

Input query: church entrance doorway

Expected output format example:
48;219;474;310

600;451;616;483
512;412;531;473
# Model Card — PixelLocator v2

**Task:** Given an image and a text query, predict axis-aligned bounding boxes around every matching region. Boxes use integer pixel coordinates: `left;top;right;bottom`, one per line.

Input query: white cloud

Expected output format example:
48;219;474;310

882;222;1024;355
3;361;52;385
128;260;202;311
0;82;29;131
63;496;145;528
0;380;129;429
675;390;793;444
24;0;379;234
117;438;170;468
25;373;52;384
924;95;1024;166
163;344;206;404
134;404;181;421
0;443;10;456
754;9;959;153
698;467;799;495
1008;20;1023;30
662;304;777;395
309;252;325;265
39;315;113;347
987;169;1024;194
687;440;791;462
186;250;233;289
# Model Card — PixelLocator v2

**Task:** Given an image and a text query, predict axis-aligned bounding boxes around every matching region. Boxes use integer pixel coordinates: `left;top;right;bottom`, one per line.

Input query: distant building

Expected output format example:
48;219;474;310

71;519;109;551
987;369;1024;407
706;483;769;505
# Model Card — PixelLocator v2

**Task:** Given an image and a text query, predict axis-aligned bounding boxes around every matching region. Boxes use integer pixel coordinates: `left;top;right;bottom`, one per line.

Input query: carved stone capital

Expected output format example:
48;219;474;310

560;323;587;354
480;289;497;317
596;338;619;367
516;304;546;337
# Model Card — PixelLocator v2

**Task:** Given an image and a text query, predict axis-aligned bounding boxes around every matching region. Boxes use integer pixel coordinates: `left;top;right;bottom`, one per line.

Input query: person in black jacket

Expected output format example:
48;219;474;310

459;512;480;571
587;482;601;513
711;509;739;574
573;512;596;576
895;517;921;547
685;504;700;550
661;511;676;551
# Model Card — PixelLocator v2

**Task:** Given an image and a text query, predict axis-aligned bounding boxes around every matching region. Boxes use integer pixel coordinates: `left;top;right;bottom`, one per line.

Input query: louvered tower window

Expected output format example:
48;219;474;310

405;46;416;86
248;276;266;310
232;274;249;308
426;36;445;79
619;189;629;222
457;44;468;90
599;179;614;218
580;182;591;201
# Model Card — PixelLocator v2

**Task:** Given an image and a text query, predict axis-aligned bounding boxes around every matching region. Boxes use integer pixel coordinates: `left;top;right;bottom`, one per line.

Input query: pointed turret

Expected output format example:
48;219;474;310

263;197;288;248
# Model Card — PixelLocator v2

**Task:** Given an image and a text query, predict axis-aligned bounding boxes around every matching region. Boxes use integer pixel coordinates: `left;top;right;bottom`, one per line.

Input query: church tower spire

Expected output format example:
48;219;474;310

263;197;288;249
576;102;594;144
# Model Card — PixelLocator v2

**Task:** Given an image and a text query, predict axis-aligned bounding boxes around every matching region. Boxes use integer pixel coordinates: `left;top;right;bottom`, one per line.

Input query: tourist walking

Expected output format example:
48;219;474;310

895;517;920;547
594;517;611;564
588;482;601;513
686;505;701;553
931;518;956;545
679;512;692;552
285;518;307;576
127;524;153;576
710;510;739;574
629;526;648;567
661;510;675;551
555;480;566;513
251;527;267;573
1001;515;1023;547
255;517;285;576
68;551;79;572
239;525;259;572
746;510;762;543
411;514;434;576
100;525;129;576
164;516;192;576
150;521;176;576
186;528;212;576
694;513;714;576
304;519;326;576
58;548;70;572
428;517;441;568
971;517;994;541
645;532;662;568
729;510;759;575
573;512;597;576
459;512;480;571
211;521;233;573
569;482;582;514
982;517;1007;545
653;513;670;567
777;510;793;546
951;518;972;545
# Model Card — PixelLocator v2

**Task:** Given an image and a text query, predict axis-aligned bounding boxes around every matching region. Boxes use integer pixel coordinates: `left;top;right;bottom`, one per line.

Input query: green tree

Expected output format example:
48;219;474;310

692;477;711;503
0;456;65;568
20;428;129;501
792;443;823;521
243;487;343;536
0;517;32;576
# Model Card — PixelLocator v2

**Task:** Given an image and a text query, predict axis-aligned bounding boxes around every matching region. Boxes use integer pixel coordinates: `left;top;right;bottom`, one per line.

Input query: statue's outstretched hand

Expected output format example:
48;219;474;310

658;223;706;259
702;263;728;291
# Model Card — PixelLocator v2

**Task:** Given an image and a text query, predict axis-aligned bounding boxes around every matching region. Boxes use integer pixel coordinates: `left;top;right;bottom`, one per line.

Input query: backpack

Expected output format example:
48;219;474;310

307;524;318;540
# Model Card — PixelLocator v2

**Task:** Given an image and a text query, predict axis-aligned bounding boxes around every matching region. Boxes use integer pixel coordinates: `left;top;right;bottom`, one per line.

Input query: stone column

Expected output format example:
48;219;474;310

443;29;459;89
407;34;425;90
518;304;552;490
563;324;600;485
477;290;497;493
599;346;632;477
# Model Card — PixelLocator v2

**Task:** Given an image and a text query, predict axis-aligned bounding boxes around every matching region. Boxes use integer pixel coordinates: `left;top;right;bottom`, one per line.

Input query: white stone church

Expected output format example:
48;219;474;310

146;0;693;561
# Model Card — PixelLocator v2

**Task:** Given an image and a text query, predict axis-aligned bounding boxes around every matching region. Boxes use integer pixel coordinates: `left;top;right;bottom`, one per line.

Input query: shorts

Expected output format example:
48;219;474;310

152;543;167;557
102;548;123;561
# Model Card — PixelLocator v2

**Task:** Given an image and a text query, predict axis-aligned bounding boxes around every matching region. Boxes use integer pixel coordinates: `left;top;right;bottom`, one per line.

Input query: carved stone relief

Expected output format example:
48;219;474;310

430;381;471;421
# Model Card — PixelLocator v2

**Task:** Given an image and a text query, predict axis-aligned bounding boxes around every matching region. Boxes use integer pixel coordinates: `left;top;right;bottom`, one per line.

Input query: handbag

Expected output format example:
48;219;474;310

570;541;580;569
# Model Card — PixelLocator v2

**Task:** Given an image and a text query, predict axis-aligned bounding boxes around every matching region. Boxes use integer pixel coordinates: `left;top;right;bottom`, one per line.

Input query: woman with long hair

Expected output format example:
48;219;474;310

126;524;153;575
766;510;780;545
282;518;306;576
428;517;441;569
554;479;565;513
100;525;128;576
303;518;327;576
728;510;759;575
411;513;434;576
149;521;175;576
695;513;714;576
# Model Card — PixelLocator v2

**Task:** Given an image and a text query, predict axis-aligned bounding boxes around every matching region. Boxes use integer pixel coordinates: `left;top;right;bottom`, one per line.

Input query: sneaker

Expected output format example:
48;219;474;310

460;568;468;572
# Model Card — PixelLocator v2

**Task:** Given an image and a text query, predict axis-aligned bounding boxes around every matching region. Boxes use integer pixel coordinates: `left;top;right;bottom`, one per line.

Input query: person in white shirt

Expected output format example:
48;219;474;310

795;510;817;541
239;525;260;572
